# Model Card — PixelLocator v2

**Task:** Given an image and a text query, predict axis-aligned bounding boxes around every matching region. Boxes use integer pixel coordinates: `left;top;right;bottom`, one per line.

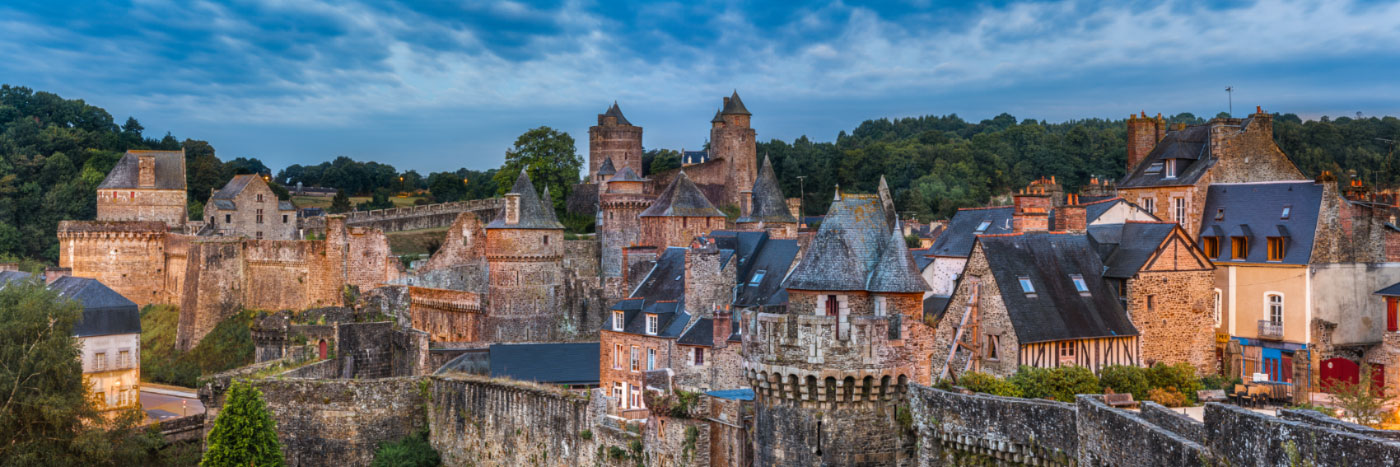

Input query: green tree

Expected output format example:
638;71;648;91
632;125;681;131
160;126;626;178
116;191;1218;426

370;428;440;467
492;126;582;214
329;189;352;214
0;275;161;465
426;172;467;202
1099;364;1149;400
202;380;284;467
642;148;681;175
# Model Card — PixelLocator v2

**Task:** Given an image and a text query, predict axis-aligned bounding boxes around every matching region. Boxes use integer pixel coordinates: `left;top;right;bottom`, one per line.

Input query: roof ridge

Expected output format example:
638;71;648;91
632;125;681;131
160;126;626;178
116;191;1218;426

957;205;1014;211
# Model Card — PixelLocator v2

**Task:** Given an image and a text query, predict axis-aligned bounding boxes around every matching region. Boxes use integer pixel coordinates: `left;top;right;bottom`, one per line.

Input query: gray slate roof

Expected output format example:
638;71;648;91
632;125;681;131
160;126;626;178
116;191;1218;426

488;343;600;386
98;150;186;190
211;199;237;210
1377;282;1400;296
487;170;564;230
737;156;797;224
928;207;1015;257
0;272;140;338
722;91;751;116
604;102;632;126
709;230;799;308
597;157;616;176
607;247;692;337
1119;125;1212;188
1097;222;1179;278
639;171;725;218
608;167;645;183
210;174;258;200
1197;181;1322;265
682;150;709;165
784;192;929;293
710;108;723;124
978;233;1139;344
677;318;714;346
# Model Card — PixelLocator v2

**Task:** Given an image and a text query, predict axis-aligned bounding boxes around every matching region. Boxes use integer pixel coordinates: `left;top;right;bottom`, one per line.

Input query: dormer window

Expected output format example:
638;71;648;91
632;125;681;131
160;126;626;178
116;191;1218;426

1215;208;1225;221
1018;276;1035;294
1281;205;1291;219
975;221;991;233
1070;274;1089;294
612;311;624;331
1231;237;1248;260
645;314;659;335
749;269;766;287
1163;159;1177;178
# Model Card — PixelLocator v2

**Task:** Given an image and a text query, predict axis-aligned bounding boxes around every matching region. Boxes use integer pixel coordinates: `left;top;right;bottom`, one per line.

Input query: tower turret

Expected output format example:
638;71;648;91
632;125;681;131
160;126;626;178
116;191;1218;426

589;101;643;180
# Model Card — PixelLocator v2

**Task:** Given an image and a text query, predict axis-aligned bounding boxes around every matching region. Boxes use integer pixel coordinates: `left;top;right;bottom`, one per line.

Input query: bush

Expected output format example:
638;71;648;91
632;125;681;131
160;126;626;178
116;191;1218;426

1008;366;1053;399
1046;366;1101;402
1099;365;1149;400
371;427;441;467
1147;387;1188;407
202;381;284;466
957;372;1022;397
1147;362;1201;404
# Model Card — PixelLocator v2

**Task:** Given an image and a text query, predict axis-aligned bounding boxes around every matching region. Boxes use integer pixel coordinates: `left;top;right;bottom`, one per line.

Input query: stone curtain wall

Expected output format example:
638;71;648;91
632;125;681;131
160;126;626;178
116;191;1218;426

96;187;187;227
1140;401;1206;445
56;220;171;306
336;322;428;379
644;415;711;467
908;385;1078;465
1206;403;1400;466
300;198;502;234
253;377;427;467
1076;395;1210;466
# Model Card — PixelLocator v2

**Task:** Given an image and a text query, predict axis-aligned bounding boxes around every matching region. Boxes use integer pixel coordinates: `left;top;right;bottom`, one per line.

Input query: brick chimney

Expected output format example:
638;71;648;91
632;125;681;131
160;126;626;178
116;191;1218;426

44;267;71;284
1126;112;1163;173
1053;194;1088;233
1012;183;1052;233
137;153;156;188
713;308;732;349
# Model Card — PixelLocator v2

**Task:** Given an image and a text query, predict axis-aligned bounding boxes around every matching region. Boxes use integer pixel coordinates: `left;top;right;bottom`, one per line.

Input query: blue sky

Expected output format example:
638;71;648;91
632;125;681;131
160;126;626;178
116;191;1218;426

3;0;1399;174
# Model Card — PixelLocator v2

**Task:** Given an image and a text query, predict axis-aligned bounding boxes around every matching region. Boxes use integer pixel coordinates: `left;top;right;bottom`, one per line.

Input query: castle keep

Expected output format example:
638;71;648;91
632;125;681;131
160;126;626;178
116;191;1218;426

482;171;567;342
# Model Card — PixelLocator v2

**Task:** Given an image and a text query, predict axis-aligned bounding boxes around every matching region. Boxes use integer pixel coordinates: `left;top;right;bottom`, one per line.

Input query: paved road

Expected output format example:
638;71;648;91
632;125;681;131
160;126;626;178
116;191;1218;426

140;389;205;422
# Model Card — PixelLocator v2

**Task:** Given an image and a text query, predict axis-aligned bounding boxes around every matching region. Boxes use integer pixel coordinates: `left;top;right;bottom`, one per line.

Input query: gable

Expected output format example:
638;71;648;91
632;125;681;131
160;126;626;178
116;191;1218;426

1142;227;1213;273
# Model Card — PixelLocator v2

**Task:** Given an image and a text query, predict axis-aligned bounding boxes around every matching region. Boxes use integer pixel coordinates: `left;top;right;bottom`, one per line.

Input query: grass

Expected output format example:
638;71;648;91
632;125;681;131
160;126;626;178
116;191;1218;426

140;305;256;388
386;227;449;256
290;194;428;210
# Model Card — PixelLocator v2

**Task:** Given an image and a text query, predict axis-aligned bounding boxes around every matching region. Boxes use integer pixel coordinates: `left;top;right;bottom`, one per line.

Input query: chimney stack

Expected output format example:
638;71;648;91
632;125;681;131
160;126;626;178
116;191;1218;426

137;154;156;188
1052;194;1088;233
44;267;71;284
1012;184;1051;233
740;190;753;218
713;308;732;349
1126;112;1163;174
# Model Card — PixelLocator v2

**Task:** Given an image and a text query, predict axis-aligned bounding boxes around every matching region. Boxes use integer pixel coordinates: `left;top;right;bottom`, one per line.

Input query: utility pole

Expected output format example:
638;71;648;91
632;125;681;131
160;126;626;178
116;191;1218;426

1225;86;1234;117
796;176;807;225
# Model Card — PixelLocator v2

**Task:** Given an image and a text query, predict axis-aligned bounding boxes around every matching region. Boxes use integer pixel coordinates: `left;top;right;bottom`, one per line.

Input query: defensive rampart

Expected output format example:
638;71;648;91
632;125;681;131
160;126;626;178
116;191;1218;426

300;198;502;233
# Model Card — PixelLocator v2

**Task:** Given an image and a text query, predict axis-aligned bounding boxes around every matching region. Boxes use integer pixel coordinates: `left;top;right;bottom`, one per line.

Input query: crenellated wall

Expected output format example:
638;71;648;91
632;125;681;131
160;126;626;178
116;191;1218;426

300;198;502;234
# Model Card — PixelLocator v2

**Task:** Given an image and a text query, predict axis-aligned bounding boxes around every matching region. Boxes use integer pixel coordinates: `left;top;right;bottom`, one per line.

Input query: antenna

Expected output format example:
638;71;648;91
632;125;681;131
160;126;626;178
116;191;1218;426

1225;86;1234;117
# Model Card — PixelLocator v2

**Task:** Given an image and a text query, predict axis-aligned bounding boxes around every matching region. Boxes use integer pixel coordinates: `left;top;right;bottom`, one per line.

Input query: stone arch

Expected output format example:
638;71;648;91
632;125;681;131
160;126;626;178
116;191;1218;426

880;375;892;401
787;374;799;400
861;376;874;402
806;375;818;402
897;374;909;397
843;376;856;403
824;377;837;406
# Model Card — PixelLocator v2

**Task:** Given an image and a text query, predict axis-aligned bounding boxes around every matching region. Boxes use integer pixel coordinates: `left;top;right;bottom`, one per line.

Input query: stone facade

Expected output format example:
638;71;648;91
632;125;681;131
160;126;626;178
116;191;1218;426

97;187;187;228
484;227;565;341
204;174;297;240
598;172;653;277
588;103;643;182
929;243;1021;378
708;93;758;208
233;377;427;466
641;215;727;251
57;221;174;306
95;150;188;228
600;329;677;418
1128;268;1218;373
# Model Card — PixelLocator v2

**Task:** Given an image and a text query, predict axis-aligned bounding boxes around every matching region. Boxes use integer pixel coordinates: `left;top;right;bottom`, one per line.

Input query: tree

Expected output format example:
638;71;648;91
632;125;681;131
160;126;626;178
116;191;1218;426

491;126;581;214
426;172;467;203
329;189;352;213
121;117;143;138
0;275;161;465
202;380;285;467
642;148;681;175
1330;364;1396;427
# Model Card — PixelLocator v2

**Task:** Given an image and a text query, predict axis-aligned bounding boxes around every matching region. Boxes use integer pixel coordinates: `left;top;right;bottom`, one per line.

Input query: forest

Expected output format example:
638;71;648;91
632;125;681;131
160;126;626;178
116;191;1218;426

2;84;1398;263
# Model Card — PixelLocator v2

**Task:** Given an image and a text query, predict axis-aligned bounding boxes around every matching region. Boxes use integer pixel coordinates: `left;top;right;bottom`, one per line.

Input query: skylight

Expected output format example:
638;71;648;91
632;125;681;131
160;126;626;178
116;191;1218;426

1215;208;1224;221
749;270;766;287
1070;274;1089;293
1018;276;1035;294
1281;205;1291;219
1146;162;1164;174
975;221;991;233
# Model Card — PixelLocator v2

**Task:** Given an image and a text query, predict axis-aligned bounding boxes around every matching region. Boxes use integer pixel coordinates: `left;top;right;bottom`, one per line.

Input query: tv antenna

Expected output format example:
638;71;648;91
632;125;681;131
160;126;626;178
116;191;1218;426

1225;86;1234;117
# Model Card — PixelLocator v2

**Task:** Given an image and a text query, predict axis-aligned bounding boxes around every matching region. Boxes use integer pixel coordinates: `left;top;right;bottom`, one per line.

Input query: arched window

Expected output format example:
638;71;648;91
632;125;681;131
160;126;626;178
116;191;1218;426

1267;294;1283;326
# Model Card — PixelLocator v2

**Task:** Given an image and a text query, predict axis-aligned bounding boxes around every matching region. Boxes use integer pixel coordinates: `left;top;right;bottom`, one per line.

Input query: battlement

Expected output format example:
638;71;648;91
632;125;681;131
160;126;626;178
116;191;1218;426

300;198;503;233
745;362;910;408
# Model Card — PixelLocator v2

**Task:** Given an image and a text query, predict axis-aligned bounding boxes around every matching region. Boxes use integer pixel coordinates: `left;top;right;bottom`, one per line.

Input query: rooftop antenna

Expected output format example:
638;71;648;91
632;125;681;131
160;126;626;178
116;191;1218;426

1225;86;1234;117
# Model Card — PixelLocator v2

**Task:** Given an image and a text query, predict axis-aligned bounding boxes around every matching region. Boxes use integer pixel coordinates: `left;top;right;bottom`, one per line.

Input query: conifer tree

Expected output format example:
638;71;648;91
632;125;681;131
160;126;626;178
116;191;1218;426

201;381;284;467
330;189;352;214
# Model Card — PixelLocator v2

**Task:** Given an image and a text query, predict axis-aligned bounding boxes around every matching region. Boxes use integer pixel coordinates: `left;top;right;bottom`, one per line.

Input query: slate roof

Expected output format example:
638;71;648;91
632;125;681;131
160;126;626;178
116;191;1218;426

211;199;237;210
1377;282;1400;296
677;318;714;346
710;108;723;124
0;273;141;338
597;157;617;176
1097;222;1179;278
98;150;186;190
784;191;929;293
721;91;751;116
682;150;709;165
639;171;725;218
978;233;1139;344
928;206;1014;257
210;174;258;200
607;247;693;337
487;170;565;230
924;295;952;322
1197;181;1322;265
603;101;632;126
608;167;645;183
737;156;797;224
488;343;600;386
709;230;798;308
278;200;295;211
1119;125;1213;188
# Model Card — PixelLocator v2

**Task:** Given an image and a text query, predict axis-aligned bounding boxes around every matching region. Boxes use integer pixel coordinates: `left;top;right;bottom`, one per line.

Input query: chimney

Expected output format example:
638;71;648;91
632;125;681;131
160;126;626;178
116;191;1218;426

1012;186;1051;233
786;197;801;219
504;193;521;225
137;154;156;188
740;190;753;218
723;96;731;107
44;267;71;284
1053;194;1088;233
713;309;732;349
1126;112;1162;174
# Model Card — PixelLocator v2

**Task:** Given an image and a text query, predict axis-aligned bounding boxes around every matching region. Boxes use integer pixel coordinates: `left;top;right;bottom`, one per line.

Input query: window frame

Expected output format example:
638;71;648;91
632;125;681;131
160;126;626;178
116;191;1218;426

985;334;1000;361
1231;236;1248;260
748;269;766;287
1163;159;1177;178
1267;293;1284;326
1173;197;1187;225
613;344;623;369
975;220;991;233
630;346;639;372
645;314;659;335
694;347;705;365
1266;237;1285;262
1139;197;1155;214
612;311;624;331
1203;237;1220;258
1069;274;1089;293
647;348;656;370
1018;276;1035;294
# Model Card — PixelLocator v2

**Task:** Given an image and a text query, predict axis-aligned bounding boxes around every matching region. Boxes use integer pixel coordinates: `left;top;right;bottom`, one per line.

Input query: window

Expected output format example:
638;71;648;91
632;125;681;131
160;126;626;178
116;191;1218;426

225;214;232;224
647;348;656;370
1173;197;1187;225
1147;295;1155;312
256;208;264;224
282;214;288;223
1164;159;1177;178
1215;208;1225;220
95;352;106;371
1267;237;1284;261
985;334;1000;360
1268;294;1284;326
256;232;263;240
645;314;659;335
874;296;887;317
630;346;639;372
1140;197;1155;214
1214;289;1223;327
613;344;623;369
1018;276;1035;294
543;235;548;245
1203;237;1220;258
613;383;624;408
1069;274;1088;293
1146;162;1163;174
694;348;705;365
1281;205;1292;219
612;311;624;331
119;350;130;368
1231;237;1248;259
825;294;838;316
256;194;264;202
631;385;641;409
1058;341;1075;358
1387;297;1398;332
975;221;991;233
748;270;766;287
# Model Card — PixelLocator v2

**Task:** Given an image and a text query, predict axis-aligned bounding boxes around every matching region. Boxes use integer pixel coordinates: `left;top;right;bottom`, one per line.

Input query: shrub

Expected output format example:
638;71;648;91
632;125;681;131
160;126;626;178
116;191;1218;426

957;372;1022;398
1147;362;1201;404
202;381;284;467
141;306;255;388
1008;366;1053;399
1099;365;1149;400
371;427;441;467
579;429;593;440
1046;366;1101;403
1147;387;1188;407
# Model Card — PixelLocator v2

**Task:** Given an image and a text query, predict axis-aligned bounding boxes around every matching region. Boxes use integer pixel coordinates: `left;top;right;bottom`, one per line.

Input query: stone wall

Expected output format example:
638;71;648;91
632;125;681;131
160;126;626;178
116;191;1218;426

640;215;727;251
204;178;296;240
300;198;502;234
1129;269;1217;373
929;243;1022;379
253;377;427;466
57;220;171;306
1076;395;1210;466
1140;401;1206;444
337;322;429;379
96;187;186;228
644;415;711;467
908;385;1077;465
1206;402;1400;466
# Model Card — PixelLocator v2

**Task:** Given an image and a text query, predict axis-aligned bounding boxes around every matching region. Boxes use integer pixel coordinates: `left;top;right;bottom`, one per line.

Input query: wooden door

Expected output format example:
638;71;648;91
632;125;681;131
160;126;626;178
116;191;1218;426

1321;357;1360;391
318;340;328;359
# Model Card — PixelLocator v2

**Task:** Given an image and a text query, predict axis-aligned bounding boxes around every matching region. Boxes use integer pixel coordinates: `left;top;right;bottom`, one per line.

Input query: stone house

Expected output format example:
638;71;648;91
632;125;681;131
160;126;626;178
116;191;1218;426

96;149;187;228
638;170;727;250
930;232;1141;381
1116;107;1304;236
743;180;934;466
734;156;798;239
600;247;694;419
204;174;297;240
0;270;142;413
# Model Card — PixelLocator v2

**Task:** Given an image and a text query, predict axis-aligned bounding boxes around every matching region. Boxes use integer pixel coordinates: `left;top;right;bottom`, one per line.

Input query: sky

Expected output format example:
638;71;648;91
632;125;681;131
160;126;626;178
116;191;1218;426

2;0;1400;174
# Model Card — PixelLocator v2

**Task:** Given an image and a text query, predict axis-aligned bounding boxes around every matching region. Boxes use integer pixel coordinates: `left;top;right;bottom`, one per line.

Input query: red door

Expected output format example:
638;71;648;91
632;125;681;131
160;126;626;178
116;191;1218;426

1321;357;1360;391
1282;355;1294;383
318;340;328;359
1373;364;1386;394
1389;298;1398;332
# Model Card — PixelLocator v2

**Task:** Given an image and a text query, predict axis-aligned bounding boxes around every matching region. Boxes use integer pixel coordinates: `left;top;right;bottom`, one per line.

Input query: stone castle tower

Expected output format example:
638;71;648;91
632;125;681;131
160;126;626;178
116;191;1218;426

710;91;758;208
598;167;652;277
639;170;727;250
743;179;934;465
484;170;566;341
735;155;798;239
589;102;643;182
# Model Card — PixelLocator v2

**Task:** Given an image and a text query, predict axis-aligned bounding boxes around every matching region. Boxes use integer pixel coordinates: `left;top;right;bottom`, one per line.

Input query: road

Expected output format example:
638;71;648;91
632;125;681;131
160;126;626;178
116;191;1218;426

140;386;205;422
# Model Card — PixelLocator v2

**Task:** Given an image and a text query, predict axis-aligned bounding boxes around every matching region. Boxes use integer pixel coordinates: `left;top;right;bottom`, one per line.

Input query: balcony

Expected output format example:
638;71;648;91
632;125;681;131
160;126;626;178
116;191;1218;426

1258;320;1285;340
